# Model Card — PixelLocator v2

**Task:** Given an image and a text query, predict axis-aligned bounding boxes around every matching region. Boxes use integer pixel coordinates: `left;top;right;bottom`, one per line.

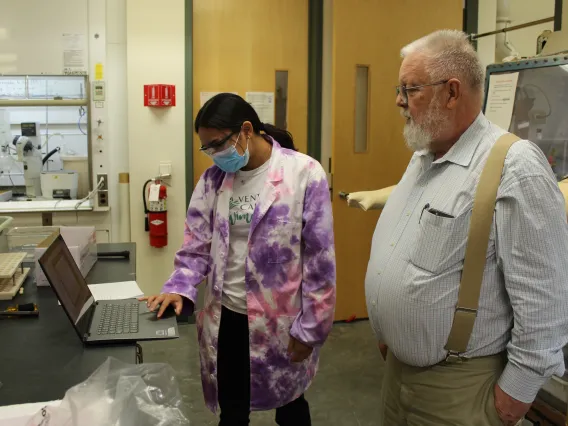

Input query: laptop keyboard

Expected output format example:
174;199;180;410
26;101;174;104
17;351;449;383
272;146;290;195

97;303;139;335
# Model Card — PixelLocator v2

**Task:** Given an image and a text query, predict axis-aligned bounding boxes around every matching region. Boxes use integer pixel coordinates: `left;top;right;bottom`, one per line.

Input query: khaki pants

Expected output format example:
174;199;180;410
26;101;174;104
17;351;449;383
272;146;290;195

380;351;506;426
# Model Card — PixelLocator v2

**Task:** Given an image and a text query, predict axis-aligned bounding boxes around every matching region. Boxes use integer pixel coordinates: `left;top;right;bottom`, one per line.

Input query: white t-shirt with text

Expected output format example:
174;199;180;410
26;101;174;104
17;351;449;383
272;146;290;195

222;160;270;314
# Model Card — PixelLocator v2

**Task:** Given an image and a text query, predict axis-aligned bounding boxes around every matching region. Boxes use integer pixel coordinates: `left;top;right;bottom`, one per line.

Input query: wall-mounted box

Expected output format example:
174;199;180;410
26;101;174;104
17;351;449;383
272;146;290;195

143;84;176;107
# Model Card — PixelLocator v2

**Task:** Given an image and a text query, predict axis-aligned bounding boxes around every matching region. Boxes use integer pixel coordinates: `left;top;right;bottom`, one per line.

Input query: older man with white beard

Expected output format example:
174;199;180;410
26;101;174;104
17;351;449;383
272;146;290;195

365;30;568;426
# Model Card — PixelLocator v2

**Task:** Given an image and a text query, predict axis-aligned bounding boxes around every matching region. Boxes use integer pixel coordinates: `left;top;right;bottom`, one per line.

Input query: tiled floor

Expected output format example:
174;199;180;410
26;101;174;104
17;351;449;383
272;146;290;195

141;320;383;425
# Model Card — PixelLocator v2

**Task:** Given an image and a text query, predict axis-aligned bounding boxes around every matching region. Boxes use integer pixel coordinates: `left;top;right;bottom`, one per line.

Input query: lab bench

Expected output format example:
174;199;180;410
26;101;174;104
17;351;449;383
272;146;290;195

0;242;139;406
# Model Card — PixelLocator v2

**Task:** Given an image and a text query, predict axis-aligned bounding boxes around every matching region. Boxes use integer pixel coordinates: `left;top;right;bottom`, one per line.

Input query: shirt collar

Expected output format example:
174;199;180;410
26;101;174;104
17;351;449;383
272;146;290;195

429;112;489;167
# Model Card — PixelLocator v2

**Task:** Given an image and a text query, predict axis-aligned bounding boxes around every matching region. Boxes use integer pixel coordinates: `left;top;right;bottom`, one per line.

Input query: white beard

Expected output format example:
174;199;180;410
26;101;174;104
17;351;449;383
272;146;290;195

401;103;446;153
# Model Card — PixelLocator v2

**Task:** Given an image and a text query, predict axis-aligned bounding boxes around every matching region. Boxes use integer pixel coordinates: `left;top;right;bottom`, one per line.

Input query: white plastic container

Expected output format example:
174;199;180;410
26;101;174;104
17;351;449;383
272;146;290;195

7;226;59;262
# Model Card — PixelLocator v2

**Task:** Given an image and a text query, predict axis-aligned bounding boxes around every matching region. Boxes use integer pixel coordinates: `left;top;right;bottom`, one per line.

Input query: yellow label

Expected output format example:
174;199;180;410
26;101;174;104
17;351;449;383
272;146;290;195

95;63;104;80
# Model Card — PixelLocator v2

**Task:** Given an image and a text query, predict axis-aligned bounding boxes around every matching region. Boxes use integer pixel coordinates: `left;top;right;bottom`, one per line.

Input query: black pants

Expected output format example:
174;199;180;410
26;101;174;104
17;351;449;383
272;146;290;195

217;306;312;426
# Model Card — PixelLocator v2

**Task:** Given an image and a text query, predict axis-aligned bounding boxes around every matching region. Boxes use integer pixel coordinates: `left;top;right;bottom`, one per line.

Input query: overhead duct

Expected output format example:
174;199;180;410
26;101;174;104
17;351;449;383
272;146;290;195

496;0;520;62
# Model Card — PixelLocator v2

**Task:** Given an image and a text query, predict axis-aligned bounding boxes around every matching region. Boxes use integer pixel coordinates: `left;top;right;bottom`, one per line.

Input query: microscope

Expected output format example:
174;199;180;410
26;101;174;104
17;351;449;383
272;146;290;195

13;123;42;198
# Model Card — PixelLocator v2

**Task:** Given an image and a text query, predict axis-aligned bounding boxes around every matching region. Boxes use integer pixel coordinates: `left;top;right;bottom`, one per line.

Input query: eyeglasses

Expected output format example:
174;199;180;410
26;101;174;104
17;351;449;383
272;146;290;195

395;80;449;104
200;132;236;156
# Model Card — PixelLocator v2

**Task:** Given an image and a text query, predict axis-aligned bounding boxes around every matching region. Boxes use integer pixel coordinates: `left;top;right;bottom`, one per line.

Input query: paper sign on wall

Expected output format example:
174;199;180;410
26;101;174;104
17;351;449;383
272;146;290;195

62;33;86;74
484;72;519;131
200;91;238;107
245;92;275;125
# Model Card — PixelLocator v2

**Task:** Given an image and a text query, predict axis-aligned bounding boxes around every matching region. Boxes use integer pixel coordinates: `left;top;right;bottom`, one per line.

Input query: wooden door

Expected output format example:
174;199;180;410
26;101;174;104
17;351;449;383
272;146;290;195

332;0;463;321
192;0;309;184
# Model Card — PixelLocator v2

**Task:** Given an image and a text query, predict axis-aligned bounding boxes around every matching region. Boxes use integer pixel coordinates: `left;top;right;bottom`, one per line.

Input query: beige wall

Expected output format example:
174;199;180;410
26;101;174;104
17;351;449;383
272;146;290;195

477;0;556;65
126;0;186;295
478;0;497;68
506;0;554;57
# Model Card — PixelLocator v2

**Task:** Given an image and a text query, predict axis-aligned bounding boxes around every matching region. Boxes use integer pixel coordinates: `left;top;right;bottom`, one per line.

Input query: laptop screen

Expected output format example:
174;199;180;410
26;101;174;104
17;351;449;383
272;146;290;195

38;235;94;338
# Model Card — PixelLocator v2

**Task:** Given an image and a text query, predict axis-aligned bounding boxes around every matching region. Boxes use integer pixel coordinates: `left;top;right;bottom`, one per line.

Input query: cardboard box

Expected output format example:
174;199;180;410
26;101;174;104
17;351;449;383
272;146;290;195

34;226;97;287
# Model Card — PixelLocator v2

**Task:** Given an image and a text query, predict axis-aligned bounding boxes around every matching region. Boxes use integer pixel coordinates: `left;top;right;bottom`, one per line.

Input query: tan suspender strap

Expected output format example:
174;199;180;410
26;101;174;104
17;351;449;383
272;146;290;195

444;133;520;357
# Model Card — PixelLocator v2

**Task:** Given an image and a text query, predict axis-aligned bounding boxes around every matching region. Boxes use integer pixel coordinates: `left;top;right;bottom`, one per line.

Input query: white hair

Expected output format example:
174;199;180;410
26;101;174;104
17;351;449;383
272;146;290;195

401;30;485;96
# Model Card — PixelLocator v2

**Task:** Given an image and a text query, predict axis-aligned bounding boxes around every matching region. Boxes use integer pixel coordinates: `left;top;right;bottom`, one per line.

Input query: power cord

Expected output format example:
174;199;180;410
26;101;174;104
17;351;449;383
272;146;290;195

74;177;105;210
78;107;87;135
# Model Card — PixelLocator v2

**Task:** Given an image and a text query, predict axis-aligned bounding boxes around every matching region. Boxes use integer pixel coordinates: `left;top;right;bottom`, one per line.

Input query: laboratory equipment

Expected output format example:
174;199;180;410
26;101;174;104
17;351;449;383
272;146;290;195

12;122;65;198
0;74;93;204
0;252;30;300
484;55;568;180
40;170;79;199
13;134;42;198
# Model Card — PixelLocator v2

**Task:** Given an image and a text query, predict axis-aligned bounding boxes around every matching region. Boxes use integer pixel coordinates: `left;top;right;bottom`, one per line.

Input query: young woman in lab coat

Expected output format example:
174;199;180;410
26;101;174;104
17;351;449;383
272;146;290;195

143;93;336;426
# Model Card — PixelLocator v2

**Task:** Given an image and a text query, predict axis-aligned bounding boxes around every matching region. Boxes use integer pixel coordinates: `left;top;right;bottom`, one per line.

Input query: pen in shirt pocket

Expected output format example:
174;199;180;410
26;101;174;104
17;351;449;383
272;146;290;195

419;203;455;223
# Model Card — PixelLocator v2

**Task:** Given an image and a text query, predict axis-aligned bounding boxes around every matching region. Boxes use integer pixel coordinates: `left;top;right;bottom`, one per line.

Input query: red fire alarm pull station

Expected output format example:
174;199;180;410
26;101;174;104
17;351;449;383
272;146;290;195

144;84;176;107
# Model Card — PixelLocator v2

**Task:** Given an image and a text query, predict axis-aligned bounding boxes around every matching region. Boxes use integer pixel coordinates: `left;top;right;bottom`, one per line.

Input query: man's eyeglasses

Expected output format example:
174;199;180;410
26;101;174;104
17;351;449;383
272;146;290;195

395;80;449;104
200;132;236;155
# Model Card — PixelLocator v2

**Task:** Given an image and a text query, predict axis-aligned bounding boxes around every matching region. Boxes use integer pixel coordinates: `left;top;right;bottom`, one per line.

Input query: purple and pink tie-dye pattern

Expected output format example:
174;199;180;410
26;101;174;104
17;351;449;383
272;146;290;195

162;140;336;413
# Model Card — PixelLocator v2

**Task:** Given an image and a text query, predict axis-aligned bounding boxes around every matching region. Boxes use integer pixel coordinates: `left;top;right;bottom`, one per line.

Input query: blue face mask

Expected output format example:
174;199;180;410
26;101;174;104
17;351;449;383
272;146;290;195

212;133;250;173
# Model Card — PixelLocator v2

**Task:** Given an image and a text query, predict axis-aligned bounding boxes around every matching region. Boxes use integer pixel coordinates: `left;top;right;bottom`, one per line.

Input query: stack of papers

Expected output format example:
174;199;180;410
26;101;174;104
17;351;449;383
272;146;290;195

57;281;144;306
87;281;144;301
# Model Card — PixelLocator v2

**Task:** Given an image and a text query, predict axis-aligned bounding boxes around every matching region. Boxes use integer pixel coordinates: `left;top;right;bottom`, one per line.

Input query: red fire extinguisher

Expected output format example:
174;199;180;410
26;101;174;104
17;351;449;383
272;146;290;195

143;179;168;248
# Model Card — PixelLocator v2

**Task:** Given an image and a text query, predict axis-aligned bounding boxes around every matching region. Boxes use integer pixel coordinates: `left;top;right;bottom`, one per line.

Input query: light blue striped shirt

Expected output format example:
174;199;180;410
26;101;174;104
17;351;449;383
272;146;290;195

365;113;568;403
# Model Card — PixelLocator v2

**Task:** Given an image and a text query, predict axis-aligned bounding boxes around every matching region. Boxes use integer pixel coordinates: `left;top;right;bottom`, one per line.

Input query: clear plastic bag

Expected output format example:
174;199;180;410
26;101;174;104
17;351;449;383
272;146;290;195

25;357;190;426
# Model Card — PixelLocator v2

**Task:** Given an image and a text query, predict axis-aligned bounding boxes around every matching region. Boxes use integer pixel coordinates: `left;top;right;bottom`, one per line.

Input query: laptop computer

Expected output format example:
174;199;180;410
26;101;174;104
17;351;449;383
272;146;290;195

38;234;179;344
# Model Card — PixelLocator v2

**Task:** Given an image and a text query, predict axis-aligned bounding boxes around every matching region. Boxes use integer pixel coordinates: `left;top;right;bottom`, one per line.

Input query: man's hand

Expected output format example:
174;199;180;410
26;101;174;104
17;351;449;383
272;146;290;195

494;384;531;426
287;336;313;363
378;342;388;361
139;293;183;318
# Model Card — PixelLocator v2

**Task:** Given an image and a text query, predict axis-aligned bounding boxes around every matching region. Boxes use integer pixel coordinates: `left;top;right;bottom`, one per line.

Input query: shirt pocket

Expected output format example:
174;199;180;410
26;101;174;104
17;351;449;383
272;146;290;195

267;220;302;264
409;209;475;274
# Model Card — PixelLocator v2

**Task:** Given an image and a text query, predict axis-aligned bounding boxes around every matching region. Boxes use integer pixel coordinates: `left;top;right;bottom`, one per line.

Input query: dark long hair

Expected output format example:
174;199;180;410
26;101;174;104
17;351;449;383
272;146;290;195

194;93;297;151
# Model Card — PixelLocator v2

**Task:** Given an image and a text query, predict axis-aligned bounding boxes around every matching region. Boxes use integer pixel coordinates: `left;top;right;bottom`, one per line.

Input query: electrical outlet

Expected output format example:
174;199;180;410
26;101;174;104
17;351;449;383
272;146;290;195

98;190;109;207
97;173;108;190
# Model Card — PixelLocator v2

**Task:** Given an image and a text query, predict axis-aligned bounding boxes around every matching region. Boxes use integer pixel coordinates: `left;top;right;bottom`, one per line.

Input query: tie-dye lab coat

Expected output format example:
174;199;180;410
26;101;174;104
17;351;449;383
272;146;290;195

162;140;336;413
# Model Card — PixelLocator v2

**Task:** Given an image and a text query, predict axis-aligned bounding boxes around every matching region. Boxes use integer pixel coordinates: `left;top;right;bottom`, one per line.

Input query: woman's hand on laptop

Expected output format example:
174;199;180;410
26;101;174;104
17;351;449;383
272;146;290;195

139;293;183;318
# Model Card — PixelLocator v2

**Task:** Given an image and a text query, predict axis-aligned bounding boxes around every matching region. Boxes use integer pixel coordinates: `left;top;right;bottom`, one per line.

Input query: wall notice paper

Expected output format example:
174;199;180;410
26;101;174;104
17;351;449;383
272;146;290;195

87;281;144;301
200;91;238;107
0;401;60;426
484;72;519;131
62;33;86;73
246;92;275;125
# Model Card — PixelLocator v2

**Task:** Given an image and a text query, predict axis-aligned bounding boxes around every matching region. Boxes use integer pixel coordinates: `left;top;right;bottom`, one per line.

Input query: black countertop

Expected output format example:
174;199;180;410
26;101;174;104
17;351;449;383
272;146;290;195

0;243;138;406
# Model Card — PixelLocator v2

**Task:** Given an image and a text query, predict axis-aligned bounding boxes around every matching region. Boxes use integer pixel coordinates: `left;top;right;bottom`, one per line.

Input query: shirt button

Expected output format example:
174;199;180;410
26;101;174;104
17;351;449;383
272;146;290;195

372;301;377;306
390;243;394;247
377;271;381;276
